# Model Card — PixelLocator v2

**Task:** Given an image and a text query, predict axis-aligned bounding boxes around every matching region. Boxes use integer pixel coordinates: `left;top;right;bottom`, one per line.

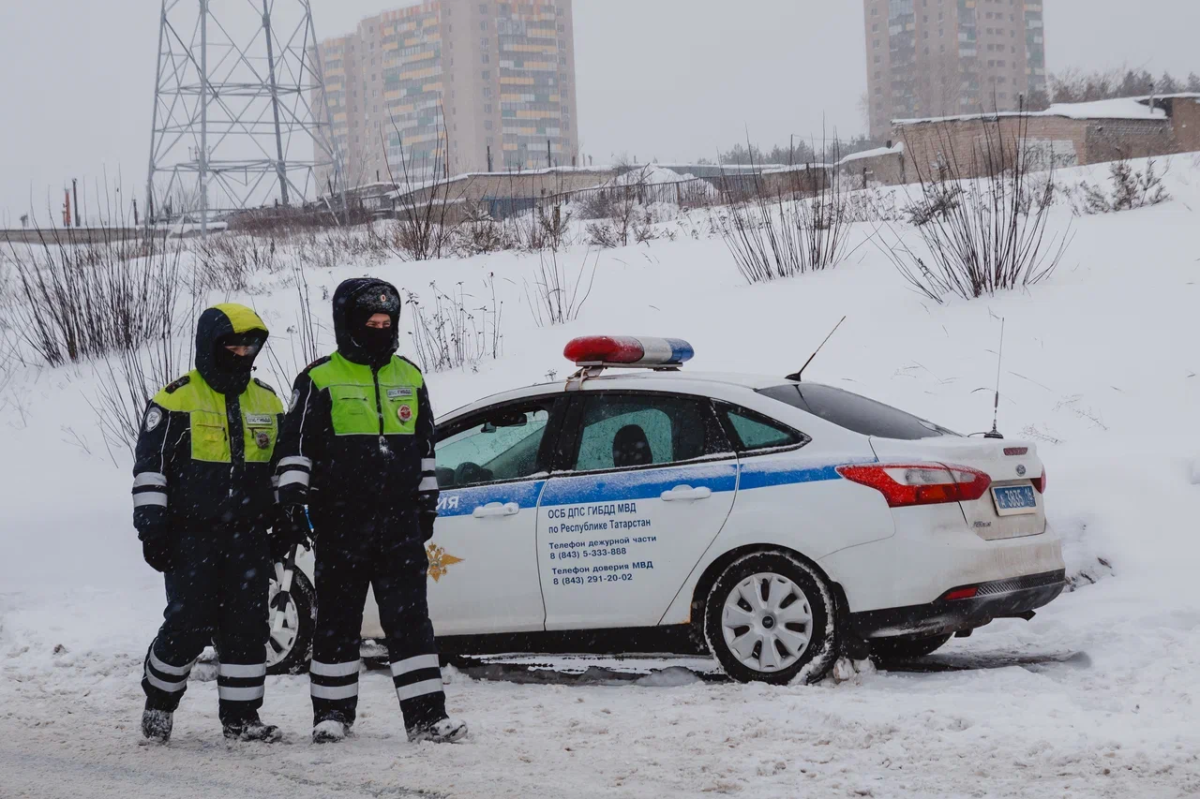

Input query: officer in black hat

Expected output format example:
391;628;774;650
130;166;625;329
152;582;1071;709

274;278;466;745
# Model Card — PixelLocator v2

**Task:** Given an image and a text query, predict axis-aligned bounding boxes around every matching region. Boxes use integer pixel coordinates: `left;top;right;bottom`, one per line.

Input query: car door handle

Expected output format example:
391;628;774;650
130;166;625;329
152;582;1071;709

472;502;521;518
661;486;713;502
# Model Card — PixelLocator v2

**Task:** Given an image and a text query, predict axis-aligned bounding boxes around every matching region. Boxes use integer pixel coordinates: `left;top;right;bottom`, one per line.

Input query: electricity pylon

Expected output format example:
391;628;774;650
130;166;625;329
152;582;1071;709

145;0;344;233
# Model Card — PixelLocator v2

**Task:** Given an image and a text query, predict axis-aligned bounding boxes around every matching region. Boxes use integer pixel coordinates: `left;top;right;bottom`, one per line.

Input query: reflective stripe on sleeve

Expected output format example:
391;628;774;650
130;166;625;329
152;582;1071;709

311;683;360;701
396;678;444;702
134;472;168;488
134;493;169;508
418;477;438;492
278;471;311;487
279;456;313;470
421;459;436;472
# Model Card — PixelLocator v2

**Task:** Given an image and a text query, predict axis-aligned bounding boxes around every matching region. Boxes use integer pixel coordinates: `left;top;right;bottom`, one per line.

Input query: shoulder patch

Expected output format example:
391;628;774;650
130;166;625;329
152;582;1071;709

164;375;191;394
253;378;277;395
304;356;333;374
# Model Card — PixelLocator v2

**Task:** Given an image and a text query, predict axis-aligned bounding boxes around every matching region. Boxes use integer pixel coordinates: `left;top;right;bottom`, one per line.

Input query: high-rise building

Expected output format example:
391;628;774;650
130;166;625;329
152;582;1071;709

863;0;1047;140
315;0;579;189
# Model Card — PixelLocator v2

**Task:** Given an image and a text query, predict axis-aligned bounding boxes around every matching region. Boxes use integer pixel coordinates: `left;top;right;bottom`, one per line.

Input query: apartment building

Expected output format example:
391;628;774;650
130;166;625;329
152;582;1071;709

315;0;579;189
864;0;1047;140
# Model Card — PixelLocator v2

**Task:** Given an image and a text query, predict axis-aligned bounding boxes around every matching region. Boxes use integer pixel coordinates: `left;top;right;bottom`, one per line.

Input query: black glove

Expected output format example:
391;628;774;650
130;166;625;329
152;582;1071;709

142;536;173;573
420;513;437;542
273;504;313;561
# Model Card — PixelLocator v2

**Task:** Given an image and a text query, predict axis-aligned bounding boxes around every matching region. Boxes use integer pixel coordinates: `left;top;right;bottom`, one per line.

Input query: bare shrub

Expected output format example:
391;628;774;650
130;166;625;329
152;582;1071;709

6;227;189;366
1073;157;1171;215
525;248;599;327
878;110;1073;301
85;248;199;461
405;278;503;372
195;233;281;290
261;258;324;394
717;153;856;284
904;185;964;226
383;108;457;262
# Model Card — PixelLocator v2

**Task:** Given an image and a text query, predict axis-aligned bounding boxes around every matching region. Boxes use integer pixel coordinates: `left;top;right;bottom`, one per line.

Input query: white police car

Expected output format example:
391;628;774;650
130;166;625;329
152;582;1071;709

266;336;1065;684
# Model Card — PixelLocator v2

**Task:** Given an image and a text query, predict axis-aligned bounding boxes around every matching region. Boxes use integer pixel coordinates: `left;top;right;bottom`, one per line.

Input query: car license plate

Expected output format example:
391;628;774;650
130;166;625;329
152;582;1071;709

992;485;1037;516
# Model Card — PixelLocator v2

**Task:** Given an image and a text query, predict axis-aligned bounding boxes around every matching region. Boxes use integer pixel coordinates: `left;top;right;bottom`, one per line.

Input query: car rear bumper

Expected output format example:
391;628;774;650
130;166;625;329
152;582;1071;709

849;569;1067;640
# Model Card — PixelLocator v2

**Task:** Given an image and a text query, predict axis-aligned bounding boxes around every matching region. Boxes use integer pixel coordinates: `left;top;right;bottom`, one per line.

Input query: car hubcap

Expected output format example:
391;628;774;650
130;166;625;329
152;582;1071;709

265;577;299;668
722;572;813;672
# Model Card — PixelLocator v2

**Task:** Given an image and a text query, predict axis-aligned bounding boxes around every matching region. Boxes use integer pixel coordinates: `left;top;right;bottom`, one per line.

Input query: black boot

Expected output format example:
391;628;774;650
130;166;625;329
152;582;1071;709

223;714;282;743
408;716;468;744
142;709;173;743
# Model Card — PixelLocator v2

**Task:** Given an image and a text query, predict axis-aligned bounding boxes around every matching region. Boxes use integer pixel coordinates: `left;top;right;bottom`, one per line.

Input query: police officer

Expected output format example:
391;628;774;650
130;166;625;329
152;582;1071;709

274;278;467;745
134;304;284;744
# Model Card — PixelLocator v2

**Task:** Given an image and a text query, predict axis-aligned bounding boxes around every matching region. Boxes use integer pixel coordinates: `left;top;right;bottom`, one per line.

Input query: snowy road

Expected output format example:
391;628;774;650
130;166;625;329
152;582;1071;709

3;583;1199;799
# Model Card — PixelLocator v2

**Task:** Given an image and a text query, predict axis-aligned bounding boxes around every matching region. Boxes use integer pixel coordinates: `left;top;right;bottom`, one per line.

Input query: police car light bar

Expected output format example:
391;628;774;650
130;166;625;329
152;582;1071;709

564;336;694;368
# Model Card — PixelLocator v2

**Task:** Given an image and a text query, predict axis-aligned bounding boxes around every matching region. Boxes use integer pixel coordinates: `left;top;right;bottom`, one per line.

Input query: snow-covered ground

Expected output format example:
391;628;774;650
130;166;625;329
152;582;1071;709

2;157;1200;797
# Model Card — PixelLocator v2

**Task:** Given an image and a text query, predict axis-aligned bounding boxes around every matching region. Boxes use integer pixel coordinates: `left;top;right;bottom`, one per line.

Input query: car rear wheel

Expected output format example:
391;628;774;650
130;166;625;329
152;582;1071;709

703;552;838;685
266;568;316;675
869;633;953;662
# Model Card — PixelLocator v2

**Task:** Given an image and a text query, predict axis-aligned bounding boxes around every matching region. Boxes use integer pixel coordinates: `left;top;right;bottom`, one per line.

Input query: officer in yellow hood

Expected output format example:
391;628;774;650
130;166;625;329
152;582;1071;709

132;303;284;744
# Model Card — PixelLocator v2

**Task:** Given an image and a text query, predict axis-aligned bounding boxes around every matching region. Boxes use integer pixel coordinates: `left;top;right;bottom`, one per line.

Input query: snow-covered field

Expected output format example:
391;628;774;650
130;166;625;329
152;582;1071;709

2;157;1200;798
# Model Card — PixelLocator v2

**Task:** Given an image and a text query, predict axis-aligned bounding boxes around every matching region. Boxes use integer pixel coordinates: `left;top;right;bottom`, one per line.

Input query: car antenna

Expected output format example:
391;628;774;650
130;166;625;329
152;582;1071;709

983;318;1006;440
787;316;847;382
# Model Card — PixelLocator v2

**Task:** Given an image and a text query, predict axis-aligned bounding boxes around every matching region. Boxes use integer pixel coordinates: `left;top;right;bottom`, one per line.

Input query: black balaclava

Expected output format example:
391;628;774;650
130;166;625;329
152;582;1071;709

332;278;402;367
194;306;268;395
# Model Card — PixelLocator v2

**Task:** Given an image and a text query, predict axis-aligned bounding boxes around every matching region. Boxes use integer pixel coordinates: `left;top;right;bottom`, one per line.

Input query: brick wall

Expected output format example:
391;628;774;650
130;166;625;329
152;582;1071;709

1171;99;1200;154
895;113;1177;183
1084;119;1176;163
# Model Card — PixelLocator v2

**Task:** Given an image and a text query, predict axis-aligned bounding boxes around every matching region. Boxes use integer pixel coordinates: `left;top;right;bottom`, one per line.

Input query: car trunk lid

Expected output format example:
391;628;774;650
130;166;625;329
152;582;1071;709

868;437;1046;541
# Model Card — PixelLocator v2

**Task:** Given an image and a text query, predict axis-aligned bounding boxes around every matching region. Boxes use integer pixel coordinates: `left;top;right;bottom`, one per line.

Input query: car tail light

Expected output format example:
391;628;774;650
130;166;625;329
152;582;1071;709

1032;468;1047;494
943;587;978;601
837;464;992;508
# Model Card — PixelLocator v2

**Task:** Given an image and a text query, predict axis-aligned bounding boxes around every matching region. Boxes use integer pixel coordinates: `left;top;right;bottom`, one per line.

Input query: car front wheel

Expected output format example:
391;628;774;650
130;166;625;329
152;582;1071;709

703;552;838;685
266;567;316;675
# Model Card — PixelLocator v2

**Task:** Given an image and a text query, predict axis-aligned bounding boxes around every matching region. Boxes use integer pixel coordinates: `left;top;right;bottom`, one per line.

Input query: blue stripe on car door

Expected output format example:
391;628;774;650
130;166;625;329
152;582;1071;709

438;480;546;518
541;463;739;507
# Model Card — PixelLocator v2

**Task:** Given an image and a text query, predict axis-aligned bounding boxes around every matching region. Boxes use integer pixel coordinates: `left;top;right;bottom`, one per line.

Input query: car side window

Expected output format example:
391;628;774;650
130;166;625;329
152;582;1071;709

720;405;805;452
436;404;554;489
573;393;718;472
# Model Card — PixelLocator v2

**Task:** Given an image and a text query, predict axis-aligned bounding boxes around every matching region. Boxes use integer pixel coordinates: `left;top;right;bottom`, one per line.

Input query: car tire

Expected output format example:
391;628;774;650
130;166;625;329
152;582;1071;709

703;551;838;685
266;569;316;675
869;633;953;662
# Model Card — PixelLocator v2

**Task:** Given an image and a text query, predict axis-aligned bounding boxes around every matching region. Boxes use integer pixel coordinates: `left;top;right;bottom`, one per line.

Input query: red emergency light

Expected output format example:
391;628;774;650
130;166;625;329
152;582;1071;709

564;336;695;368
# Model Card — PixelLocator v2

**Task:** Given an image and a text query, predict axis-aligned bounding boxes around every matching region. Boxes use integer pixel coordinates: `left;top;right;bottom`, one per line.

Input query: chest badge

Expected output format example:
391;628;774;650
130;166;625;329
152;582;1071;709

255;431;271;450
397;404;413;423
426;544;463;582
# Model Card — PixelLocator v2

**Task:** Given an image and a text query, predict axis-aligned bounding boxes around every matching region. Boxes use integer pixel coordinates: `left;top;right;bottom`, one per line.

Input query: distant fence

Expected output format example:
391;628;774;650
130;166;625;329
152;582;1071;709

0;227;150;245
527;173;778;219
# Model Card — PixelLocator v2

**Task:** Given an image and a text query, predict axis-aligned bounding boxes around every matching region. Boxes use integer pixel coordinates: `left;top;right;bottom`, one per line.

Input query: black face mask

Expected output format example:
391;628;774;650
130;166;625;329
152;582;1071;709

355;325;395;357
214;346;258;376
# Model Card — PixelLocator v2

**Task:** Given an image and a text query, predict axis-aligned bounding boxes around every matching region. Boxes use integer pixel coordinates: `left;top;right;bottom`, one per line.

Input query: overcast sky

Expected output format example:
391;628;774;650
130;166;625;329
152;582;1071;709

1;0;1197;224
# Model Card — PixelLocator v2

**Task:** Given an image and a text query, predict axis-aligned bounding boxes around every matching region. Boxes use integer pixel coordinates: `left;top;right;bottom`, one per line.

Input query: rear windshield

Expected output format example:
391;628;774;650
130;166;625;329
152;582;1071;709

758;384;955;440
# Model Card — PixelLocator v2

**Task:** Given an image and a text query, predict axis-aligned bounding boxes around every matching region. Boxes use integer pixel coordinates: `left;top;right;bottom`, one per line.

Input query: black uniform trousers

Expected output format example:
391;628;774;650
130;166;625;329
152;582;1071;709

308;507;446;733
142;528;271;725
